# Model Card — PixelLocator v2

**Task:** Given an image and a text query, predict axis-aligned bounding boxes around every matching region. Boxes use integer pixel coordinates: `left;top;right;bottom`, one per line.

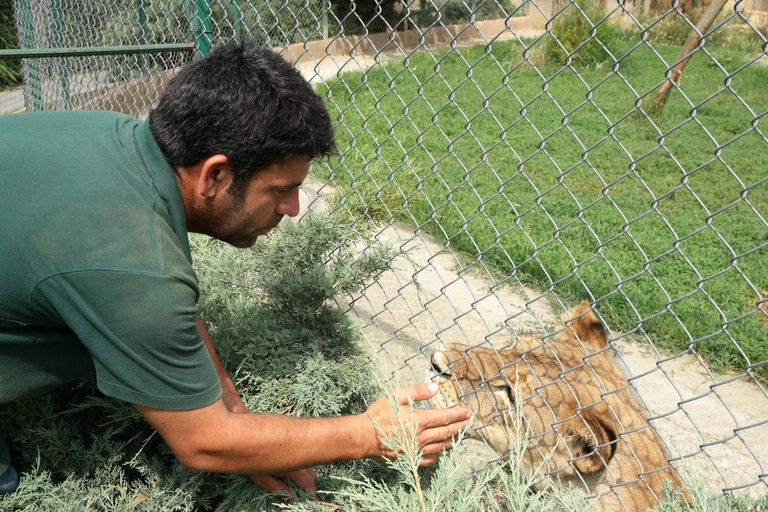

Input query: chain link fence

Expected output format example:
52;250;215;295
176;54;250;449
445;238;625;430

1;0;767;505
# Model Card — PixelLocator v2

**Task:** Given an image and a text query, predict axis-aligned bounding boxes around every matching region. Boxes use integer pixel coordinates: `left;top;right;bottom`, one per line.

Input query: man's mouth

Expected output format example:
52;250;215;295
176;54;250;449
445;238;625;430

265;216;284;232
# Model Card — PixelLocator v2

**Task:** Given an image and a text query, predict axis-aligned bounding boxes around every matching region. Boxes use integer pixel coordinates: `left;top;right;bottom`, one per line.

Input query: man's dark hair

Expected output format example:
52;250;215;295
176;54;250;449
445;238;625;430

149;37;336;195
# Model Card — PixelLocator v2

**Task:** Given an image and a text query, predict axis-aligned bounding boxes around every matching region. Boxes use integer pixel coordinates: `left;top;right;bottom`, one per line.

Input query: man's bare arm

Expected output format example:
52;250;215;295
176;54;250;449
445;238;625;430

134;383;471;474
196;316;250;414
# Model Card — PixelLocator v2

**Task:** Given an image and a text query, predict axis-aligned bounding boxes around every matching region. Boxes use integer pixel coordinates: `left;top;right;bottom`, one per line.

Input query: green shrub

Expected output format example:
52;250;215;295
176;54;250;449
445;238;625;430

0;213;400;511
195;214;400;417
543;0;621;66
332;0;403;35
641;11;700;45
218;0;327;45
441;0;473;25
474;0;521;20
628;8;732;46
412;0;521;28
655;471;768;512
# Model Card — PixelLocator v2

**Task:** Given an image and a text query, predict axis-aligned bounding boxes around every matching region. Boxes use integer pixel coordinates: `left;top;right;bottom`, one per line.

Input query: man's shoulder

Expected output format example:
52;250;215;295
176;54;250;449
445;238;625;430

0;110;144;170
0;110;141;141
1;109;190;289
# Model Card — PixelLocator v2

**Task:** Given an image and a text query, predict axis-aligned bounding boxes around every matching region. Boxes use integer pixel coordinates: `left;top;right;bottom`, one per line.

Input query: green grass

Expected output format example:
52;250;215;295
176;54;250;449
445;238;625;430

316;35;768;383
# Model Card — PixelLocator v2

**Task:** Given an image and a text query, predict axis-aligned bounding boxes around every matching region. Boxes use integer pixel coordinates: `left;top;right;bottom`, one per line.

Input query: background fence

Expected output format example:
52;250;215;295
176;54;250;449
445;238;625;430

1;0;767;503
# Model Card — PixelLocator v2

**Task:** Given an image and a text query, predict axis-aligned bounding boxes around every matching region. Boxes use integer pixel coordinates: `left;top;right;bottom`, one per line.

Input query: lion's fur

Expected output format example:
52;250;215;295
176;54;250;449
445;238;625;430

431;300;685;512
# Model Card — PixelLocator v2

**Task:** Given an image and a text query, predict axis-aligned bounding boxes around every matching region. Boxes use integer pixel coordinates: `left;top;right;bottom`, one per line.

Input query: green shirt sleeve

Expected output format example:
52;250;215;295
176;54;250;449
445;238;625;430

31;270;222;411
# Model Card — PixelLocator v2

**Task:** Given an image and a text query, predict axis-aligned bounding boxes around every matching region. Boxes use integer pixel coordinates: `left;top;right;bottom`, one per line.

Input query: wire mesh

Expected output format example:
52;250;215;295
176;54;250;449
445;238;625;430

2;0;768;507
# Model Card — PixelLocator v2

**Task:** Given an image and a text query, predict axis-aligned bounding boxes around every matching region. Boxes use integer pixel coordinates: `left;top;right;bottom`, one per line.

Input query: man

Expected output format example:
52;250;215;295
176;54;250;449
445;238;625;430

0;38;471;497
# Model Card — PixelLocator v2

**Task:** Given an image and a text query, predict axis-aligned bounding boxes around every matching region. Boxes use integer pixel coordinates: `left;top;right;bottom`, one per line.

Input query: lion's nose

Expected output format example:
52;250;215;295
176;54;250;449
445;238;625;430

431;351;451;376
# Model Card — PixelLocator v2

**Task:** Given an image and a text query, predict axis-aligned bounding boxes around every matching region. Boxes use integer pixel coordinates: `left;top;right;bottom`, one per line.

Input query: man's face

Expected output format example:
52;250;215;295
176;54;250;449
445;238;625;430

210;154;311;248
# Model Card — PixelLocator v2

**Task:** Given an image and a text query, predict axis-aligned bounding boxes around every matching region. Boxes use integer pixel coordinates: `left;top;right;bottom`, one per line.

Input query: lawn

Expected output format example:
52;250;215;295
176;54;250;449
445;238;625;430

315;33;768;382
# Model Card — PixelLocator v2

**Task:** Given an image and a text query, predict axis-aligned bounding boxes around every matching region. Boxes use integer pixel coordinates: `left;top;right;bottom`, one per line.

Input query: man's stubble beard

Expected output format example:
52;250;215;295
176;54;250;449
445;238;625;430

219;203;284;249
193;188;286;248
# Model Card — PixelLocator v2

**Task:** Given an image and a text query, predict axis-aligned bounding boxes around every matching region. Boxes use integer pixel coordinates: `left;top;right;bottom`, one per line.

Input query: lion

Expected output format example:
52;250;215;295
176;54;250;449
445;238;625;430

431;300;686;512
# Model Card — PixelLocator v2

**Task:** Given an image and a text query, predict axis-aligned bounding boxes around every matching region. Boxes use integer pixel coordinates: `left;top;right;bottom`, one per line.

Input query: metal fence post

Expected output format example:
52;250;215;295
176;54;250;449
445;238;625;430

231;0;242;38
186;0;212;58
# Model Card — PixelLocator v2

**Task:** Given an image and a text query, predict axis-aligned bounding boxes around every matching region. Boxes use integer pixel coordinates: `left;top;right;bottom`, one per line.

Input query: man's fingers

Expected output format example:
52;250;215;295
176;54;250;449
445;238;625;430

418;420;470;446
413;407;472;430
248;474;296;498
420;453;440;467
395;382;441;405
366;386;471;466
283;468;318;496
249;470;317;498
420;439;457;456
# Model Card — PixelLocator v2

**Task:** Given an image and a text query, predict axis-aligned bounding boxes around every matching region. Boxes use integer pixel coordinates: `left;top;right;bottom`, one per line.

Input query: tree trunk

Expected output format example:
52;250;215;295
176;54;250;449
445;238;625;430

647;0;729;113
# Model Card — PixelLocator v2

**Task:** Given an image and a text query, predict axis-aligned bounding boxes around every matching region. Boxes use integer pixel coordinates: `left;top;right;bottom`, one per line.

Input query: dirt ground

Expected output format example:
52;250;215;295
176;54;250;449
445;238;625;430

299;182;768;499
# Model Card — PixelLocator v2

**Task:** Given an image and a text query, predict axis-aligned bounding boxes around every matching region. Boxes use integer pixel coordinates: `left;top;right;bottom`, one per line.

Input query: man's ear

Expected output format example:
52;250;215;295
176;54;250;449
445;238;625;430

197;154;234;199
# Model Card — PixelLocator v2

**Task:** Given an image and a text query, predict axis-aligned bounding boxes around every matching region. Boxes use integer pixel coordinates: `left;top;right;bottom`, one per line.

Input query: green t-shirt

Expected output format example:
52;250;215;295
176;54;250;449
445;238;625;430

0;111;222;410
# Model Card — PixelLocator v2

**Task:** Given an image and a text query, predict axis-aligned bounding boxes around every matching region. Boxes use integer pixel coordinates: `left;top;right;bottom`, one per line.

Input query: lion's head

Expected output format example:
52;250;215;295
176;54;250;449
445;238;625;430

431;300;685;512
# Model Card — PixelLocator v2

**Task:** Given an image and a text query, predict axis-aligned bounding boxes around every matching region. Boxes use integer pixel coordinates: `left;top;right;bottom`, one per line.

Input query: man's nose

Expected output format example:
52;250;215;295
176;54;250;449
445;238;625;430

276;188;300;217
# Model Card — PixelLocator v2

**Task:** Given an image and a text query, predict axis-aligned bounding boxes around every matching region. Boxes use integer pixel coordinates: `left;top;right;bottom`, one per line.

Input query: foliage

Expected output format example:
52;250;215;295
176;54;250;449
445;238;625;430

0;213;399;511
333;0;521;37
411;0;522;28
638;10;703;46
543;0;621;66
0;1;21;88
195;214;400;418
331;0;404;36
316;39;768;383
209;0;327;46
656;472;768;512
617;7;731;47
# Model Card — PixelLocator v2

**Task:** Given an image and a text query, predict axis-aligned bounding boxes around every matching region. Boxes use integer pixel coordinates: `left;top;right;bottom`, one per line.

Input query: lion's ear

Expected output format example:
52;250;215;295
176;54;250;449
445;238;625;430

561;406;618;474
561;300;607;351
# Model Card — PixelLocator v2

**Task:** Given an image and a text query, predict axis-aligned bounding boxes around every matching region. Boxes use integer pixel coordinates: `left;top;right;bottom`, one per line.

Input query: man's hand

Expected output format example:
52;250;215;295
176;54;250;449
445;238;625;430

249;468;317;498
364;383;472;466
